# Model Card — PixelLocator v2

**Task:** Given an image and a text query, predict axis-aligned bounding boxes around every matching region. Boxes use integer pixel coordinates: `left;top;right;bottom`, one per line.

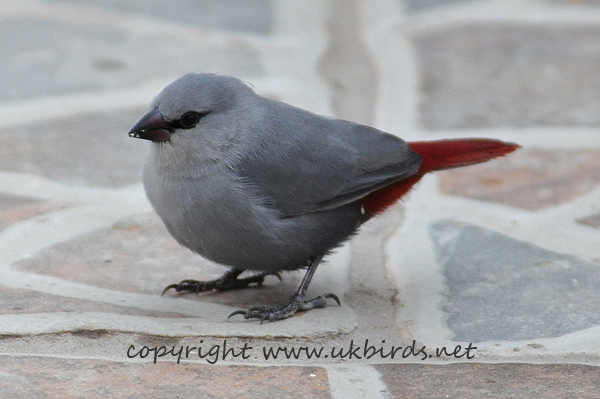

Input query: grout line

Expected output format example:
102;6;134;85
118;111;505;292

406;0;600;33
360;1;421;138
327;364;392;399
0;172;146;203
0;82;169;129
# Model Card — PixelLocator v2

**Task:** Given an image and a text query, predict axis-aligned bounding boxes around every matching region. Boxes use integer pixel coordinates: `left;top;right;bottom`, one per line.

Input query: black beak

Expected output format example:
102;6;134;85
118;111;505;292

128;108;172;142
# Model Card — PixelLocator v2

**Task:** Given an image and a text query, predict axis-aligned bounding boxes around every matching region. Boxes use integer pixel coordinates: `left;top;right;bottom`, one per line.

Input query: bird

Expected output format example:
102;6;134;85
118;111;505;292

128;73;519;323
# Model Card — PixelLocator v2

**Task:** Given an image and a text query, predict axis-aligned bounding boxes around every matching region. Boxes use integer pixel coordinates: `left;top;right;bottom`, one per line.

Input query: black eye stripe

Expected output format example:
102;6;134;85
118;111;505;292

172;111;209;129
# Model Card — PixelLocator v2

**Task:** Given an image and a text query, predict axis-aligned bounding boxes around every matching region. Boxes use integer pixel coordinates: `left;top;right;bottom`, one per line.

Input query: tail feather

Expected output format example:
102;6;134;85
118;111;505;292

362;139;520;215
408;139;520;173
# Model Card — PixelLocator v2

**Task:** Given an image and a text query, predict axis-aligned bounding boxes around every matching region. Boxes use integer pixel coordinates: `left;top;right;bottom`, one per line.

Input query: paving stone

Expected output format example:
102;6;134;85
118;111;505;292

375;363;600;399
0;193;68;231
319;0;378;126
0;356;331;399
439;149;600;210
2;0;600;395
14;213;219;295
577;212;600;229
413;24;600;129
14;213;300;307
404;0;474;13
0;16;125;101
45;0;274;34
0;109;148;187
430;220;600;342
556;0;600;4
0;286;181;318
0;16;262;101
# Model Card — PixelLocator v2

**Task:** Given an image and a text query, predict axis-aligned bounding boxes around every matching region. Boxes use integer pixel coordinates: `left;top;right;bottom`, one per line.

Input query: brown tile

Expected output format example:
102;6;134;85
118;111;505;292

577;212;600;229
439;148;600;210
0;286;180;317
376;363;600;399
0;193;68;231
13;213;296;307
14;213;215;295
0;356;331;399
413;24;600;129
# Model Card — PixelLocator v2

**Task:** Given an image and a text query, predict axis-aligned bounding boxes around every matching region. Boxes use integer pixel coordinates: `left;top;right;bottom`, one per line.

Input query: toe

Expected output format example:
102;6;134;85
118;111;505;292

228;309;248;319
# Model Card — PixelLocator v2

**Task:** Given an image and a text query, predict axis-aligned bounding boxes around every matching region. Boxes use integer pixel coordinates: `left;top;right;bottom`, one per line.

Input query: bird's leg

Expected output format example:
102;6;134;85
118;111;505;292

162;268;281;296
228;255;340;323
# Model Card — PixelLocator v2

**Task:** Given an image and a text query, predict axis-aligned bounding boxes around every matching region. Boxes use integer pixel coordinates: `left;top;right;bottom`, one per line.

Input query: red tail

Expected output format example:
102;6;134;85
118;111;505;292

362;139;520;215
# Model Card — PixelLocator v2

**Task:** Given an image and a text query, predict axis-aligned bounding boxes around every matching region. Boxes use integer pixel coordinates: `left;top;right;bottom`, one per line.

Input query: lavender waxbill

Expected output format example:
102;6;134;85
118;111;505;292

129;73;519;323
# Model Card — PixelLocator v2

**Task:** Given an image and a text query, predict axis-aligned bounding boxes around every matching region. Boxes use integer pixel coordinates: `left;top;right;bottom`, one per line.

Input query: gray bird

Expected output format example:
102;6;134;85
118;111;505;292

128;73;518;322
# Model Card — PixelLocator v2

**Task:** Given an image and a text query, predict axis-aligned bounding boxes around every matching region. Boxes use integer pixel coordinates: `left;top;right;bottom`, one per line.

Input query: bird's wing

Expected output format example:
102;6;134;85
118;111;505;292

237;101;422;217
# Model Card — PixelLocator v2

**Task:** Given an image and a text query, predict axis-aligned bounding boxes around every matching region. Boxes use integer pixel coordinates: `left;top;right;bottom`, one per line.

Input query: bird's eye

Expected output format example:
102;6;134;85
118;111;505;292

178;111;202;128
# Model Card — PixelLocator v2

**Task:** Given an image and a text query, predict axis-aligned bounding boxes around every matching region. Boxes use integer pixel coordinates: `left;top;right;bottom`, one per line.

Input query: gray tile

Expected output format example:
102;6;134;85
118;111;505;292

553;0;600;4
0;16;263;101
430;220;600;342
414;24;600;129
45;0;274;34
403;0;475;13
0;109;149;187
0;17;126;101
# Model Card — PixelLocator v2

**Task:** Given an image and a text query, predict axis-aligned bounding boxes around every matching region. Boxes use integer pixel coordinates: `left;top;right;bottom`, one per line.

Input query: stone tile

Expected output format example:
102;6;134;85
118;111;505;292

439;149;600;210
45;0;274;34
0;286;181;317
318;0;378;126
0;109;148;187
0;356;330;399
14;213;298;307
429;220;600;342
413;24;600;129
404;0;475;13
0;16;262;101
577;212;600;229
555;0;600;4
376;363;600;399
14;213;215;295
0;17;124;101
0;193;68;231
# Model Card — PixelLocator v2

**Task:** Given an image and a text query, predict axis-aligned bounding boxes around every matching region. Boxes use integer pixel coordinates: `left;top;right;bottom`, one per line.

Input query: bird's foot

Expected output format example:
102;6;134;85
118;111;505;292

161;270;281;296
228;292;340;323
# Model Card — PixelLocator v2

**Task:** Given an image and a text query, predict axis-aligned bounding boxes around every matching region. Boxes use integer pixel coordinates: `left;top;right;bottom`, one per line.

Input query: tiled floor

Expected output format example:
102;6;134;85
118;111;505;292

1;0;599;397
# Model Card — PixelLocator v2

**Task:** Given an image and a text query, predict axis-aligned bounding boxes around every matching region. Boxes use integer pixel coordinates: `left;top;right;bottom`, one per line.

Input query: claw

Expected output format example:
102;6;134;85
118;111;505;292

161;284;178;296
324;293;341;306
228;310;247;319
226;292;341;323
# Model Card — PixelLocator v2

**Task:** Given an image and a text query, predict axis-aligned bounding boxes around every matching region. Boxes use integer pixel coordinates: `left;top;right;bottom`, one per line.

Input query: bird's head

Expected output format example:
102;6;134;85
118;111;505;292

128;73;252;143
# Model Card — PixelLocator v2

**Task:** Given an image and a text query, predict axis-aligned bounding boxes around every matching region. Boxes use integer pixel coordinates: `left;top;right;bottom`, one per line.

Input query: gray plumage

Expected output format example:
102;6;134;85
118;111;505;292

129;73;423;321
